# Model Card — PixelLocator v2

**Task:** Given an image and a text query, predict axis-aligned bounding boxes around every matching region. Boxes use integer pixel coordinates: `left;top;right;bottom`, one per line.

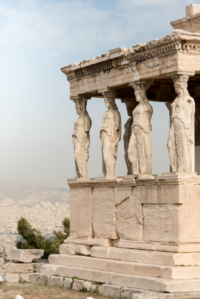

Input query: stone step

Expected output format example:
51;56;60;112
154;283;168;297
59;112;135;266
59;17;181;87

40;263;200;293
90;246;200;266
48;254;200;279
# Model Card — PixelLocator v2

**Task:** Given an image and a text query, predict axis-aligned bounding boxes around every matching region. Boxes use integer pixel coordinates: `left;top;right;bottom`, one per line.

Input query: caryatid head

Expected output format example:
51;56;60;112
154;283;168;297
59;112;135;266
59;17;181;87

130;80;153;103
103;90;117;109
172;75;189;96
74;97;87;115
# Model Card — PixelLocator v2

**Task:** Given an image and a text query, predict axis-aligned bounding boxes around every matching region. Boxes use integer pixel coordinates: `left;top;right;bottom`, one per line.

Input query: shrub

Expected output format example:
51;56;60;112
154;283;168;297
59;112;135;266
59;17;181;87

17;217;70;259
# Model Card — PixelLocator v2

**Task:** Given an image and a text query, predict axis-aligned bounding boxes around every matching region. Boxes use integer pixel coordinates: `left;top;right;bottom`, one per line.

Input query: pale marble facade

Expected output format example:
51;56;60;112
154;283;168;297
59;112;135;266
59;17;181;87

52;4;200;295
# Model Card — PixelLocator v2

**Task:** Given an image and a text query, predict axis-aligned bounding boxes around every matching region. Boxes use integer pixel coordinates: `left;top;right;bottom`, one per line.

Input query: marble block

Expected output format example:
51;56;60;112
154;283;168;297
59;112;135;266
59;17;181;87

70;188;93;238
92;188;118;239
115;187;143;241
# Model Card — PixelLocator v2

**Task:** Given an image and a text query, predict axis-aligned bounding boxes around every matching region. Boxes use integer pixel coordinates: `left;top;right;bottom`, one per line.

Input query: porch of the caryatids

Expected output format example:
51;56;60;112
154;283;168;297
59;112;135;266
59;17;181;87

167;74;195;173
128;80;154;177
121;98;137;175
99;89;121;178
72;96;92;180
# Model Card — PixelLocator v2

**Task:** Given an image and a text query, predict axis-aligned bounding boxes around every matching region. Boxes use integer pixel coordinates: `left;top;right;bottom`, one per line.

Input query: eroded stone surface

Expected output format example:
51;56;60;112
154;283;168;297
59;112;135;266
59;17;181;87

116;187;143;241
90;247;110;259
92;188;117;239
72;279;92;292
59;244;91;256
19;273;31;282
65;237;112;247
48;276;63;288
6;273;19;283
1;263;33;273
40;264;57;276
99;284;121;298
143;204;179;243
10;249;44;263
114;186;132;206
70;188;93;238
64;277;72;289
29;273;49;285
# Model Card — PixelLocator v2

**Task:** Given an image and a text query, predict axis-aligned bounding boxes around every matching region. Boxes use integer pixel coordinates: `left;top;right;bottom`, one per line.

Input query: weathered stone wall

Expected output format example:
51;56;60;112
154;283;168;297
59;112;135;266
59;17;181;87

69;175;200;245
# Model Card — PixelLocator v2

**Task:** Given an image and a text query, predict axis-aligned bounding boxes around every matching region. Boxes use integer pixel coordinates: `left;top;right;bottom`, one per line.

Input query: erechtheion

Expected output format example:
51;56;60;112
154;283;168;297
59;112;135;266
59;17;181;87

42;4;200;296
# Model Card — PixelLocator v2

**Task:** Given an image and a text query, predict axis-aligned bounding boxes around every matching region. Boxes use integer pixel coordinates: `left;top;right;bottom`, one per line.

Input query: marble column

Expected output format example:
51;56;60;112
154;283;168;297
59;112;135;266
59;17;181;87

100;89;121;178
167;74;195;173
72;96;92;180
128;80;153;176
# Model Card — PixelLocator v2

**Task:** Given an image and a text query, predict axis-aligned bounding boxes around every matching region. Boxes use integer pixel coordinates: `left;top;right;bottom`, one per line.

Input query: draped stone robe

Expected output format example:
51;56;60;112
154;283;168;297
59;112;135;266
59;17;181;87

100;109;121;177
168;94;195;172
72;112;91;179
128;100;153;175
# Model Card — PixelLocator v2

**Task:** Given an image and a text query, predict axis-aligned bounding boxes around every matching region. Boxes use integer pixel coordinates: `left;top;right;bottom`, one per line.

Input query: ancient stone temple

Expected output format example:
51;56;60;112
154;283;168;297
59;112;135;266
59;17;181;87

41;4;200;297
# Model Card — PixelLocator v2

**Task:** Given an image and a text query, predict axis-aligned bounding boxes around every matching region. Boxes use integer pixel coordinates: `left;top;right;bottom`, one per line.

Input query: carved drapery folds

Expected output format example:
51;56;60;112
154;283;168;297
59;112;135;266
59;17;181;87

167;74;195;172
72;96;92;180
100;89;121;178
128;81;153;176
122;98;137;175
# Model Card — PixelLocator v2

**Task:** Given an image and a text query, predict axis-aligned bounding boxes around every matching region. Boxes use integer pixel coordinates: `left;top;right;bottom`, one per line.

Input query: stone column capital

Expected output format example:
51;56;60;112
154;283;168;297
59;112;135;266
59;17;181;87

98;88;116;99
167;71;195;83
70;95;91;103
129;80;154;91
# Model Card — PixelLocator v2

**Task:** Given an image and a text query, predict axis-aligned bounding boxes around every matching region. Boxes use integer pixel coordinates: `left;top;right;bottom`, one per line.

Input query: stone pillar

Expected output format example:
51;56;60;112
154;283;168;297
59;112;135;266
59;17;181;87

99;89;121;178
71;96;92;180
167;74;195;173
121;98;137;175
128;80;153;177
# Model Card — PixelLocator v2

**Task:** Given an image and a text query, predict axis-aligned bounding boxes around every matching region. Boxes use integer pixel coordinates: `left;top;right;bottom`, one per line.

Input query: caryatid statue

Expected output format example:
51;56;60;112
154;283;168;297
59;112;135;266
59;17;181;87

167;74;195;173
72;97;92;180
100;90;121;178
128;81;153;175
122;99;137;175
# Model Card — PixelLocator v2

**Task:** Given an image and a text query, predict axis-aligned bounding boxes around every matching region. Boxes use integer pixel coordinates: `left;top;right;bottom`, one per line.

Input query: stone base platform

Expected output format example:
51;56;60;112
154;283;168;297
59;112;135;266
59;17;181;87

29;272;200;299
57;174;200;296
40;253;200;293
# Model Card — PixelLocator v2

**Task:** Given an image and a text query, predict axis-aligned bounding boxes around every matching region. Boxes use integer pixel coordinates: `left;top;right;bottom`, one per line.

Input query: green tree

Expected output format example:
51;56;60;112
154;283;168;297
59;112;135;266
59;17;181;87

54;217;70;245
17;217;70;259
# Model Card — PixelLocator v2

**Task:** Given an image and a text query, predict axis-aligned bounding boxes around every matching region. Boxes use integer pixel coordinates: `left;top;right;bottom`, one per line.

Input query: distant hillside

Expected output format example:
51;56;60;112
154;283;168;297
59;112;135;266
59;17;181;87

0;180;70;237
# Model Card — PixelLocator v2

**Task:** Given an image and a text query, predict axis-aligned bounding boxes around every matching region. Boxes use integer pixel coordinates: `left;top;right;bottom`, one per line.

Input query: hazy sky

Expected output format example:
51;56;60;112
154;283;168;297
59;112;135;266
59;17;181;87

0;0;197;188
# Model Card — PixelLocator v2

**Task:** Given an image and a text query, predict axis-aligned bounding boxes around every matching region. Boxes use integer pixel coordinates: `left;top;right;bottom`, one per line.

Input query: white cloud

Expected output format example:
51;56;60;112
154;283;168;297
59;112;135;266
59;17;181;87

0;0;111;52
0;0;193;56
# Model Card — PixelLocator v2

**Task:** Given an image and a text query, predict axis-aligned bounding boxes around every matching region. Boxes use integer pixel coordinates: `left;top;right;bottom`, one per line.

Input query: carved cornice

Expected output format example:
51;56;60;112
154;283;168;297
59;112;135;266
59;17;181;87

66;42;180;81
68;178;136;188
68;175;199;188
64;38;200;84
159;178;183;185
136;178;158;186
